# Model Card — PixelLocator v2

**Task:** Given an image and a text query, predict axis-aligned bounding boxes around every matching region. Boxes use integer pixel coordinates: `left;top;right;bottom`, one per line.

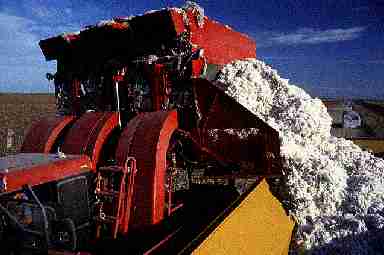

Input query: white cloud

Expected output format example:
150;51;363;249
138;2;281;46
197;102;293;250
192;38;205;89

0;12;55;92
29;23;81;38
30;5;51;18
269;27;366;46
0;1;107;92
0;0;108;92
25;0;71;20
29;4;73;20
0;12;39;56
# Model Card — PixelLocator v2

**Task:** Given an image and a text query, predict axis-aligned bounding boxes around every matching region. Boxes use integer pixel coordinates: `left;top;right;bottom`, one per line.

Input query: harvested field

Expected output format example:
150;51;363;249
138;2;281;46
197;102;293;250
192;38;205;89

0;93;56;156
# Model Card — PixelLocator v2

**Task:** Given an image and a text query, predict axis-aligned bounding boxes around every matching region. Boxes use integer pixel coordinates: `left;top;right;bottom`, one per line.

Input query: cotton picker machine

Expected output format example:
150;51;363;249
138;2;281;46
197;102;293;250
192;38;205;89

0;5;294;255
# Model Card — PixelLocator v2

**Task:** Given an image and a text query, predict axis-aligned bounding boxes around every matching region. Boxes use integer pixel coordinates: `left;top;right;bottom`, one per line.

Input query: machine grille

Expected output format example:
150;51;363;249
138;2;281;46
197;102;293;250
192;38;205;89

56;175;90;227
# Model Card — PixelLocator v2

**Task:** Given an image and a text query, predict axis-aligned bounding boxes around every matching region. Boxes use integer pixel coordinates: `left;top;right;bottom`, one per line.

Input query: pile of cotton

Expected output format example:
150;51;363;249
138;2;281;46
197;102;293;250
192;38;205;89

216;59;384;254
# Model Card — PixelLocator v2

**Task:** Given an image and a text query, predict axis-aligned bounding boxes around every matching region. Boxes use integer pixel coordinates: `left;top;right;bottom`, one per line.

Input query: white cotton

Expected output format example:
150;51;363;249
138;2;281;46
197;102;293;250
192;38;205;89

216;59;384;254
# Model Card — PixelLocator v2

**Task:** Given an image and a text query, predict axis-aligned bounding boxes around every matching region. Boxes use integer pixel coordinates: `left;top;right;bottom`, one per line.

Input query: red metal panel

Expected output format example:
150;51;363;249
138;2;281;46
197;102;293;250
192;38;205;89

21;116;75;153
115;114;143;166
61;112;119;169
41;9;255;66
191;58;205;78
0;153;92;193
40;10;177;62
192;79;282;176
115;111;178;227
147;64;164;111
169;9;186;34
170;9;256;66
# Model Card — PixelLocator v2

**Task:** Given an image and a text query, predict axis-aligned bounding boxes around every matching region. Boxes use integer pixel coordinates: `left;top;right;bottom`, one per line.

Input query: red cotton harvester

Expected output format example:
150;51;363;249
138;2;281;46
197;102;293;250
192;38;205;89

0;4;295;255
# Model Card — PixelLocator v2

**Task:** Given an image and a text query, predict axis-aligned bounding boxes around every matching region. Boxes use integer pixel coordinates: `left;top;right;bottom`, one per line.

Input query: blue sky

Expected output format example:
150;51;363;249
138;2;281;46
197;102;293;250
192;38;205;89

0;0;383;98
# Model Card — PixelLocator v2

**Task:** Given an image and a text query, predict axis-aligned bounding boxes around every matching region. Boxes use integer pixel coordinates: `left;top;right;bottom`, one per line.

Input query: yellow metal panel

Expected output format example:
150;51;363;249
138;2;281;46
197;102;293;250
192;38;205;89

193;179;295;255
353;139;384;153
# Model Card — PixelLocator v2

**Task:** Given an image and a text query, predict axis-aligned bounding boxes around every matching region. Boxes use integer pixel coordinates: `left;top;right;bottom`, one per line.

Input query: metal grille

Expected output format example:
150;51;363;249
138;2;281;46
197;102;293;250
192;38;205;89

56;175;90;227
190;168;229;186
169;166;190;192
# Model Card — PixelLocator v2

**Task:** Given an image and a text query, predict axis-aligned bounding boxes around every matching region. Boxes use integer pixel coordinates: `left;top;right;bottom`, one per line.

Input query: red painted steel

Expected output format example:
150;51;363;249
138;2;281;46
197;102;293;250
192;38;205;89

170;9;256;66
147;64;164;111
192;79;282;176
39;10;178;61
119;158;137;235
0;153;92;193
191;58;205;78
21;116;75;153
115;111;178;227
115;114;143;168
61;112;119;169
40;9;255;67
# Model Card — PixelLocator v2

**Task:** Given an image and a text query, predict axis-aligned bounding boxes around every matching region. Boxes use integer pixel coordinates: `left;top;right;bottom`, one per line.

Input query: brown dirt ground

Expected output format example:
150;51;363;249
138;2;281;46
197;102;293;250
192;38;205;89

0;93;56;156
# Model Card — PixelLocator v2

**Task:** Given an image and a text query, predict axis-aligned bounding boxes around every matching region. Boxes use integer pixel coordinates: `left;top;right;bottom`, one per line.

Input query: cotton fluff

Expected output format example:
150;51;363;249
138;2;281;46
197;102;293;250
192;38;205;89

216;59;384;254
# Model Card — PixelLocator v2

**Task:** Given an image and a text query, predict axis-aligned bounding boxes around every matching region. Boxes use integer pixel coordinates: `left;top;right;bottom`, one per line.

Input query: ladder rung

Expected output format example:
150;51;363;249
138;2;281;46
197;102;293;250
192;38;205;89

98;166;124;173
95;215;117;223
96;190;125;197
